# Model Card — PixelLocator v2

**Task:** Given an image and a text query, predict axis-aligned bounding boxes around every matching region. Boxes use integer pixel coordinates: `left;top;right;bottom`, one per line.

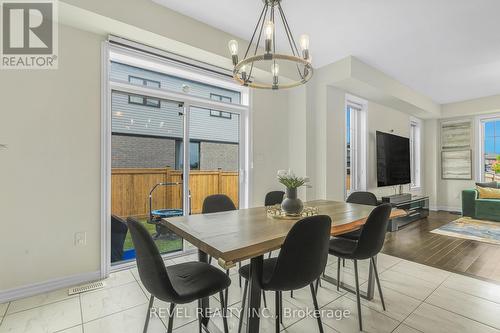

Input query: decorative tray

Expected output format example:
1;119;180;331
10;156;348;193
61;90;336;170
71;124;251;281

266;205;319;220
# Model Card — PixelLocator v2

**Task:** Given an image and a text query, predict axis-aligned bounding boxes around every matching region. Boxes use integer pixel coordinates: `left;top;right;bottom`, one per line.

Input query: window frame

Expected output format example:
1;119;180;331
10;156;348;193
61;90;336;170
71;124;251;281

477;115;500;182
410;117;422;189
103;42;252;275
345;95;367;197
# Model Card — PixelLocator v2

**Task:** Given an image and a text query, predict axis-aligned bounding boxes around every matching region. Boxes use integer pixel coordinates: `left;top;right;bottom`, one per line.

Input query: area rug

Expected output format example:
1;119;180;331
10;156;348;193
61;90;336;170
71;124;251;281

431;217;500;245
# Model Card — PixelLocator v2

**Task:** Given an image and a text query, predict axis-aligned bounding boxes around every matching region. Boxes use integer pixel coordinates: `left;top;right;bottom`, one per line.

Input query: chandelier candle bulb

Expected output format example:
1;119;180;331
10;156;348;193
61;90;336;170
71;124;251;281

264;21;274;53
299;34;310;60
272;63;279;87
228;40;239;65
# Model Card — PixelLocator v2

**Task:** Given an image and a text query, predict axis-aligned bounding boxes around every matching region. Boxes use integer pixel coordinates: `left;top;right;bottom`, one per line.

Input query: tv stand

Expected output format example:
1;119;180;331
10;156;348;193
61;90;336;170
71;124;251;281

382;194;429;232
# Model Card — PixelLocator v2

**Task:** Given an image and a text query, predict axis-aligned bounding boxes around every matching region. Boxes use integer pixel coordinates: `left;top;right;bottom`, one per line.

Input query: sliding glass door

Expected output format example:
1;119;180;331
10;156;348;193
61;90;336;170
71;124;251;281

110;91;185;265
106;47;249;268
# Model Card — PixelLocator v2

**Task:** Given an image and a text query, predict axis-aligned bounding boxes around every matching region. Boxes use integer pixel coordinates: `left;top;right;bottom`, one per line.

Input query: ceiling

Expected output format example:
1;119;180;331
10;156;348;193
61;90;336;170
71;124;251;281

153;0;500;104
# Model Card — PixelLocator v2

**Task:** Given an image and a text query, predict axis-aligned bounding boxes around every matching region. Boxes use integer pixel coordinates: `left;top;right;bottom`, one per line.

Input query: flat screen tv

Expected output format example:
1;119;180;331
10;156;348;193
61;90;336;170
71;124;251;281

376;131;411;187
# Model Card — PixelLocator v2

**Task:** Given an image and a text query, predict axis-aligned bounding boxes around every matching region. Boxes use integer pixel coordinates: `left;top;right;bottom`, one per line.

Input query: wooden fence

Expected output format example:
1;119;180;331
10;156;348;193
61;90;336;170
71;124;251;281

111;168;239;217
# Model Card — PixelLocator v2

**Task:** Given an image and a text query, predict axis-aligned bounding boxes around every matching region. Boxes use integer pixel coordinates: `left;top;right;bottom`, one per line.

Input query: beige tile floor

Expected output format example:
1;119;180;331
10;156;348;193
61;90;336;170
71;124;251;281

1;253;500;333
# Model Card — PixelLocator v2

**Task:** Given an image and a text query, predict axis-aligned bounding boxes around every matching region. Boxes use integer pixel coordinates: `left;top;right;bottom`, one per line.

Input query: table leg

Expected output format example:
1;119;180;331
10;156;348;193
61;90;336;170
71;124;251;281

322;255;376;300
198;250;223;333
246;255;263;333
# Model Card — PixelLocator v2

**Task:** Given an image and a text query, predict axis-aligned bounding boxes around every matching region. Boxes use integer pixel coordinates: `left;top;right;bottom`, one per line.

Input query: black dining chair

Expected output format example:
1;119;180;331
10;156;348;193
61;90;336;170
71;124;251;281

265;191;285;206
328;204;392;331
202;194;236;214
201;194;251;305
264;191;285;258
127;218;231;333
111;215;128;263
238;215;332;333
340;191;379;241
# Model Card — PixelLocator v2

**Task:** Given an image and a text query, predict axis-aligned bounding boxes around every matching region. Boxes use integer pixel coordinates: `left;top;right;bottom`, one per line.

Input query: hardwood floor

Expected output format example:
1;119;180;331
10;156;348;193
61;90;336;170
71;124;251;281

382;210;500;284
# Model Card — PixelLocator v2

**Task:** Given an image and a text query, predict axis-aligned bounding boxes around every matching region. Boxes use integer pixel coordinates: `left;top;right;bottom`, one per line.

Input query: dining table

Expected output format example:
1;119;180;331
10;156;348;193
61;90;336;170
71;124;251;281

162;199;406;333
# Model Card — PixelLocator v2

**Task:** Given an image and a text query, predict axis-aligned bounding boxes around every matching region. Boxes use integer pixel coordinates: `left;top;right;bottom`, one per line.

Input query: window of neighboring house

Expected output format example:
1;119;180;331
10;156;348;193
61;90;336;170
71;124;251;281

480;118;500;181
209;110;232;119
128;76;161;107
345;99;367;196
128;94;161;108
175;141;201;170
410;118;422;188
210;93;232;103
209;94;232;119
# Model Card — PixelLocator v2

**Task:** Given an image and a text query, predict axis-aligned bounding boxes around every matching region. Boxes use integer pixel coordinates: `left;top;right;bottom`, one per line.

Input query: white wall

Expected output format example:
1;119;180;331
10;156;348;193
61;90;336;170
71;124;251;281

0;25;103;292
251;89;290;207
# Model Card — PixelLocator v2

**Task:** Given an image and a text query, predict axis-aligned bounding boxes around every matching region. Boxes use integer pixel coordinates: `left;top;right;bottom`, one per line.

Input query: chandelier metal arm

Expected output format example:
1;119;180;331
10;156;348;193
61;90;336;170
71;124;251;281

247;4;268;83
277;2;301;56
243;3;267;60
276;2;306;80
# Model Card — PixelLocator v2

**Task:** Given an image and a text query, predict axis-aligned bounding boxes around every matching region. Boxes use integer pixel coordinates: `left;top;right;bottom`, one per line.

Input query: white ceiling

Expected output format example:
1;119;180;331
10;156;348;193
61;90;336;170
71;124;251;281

153;0;500;104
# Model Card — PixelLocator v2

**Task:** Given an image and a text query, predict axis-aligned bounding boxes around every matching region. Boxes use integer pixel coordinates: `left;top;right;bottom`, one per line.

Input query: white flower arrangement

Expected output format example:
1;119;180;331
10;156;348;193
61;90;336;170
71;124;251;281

277;169;310;189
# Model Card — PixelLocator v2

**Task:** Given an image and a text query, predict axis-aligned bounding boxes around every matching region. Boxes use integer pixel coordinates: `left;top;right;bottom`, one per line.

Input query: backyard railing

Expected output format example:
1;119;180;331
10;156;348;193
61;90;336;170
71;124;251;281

111;168;239;217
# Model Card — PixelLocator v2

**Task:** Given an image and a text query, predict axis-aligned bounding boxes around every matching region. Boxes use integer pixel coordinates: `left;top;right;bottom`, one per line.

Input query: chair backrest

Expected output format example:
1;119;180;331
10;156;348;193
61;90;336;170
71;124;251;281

127;217;178;302
111;215;128;263
346;191;379;206
353;204;392;259
202;194;236;214
263;215;332;291
265;191;285;206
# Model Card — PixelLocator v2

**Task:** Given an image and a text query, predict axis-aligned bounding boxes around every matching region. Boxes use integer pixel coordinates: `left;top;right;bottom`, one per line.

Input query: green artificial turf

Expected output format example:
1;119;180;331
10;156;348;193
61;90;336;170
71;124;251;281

123;217;183;254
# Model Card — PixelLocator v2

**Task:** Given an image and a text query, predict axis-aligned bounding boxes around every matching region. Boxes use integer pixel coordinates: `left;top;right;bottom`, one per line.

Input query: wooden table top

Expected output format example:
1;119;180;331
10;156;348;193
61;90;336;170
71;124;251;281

162;200;406;268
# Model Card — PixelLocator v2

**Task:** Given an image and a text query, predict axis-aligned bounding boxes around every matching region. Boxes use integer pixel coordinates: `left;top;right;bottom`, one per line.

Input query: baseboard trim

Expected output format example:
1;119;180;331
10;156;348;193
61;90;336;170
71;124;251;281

0;270;101;303
429;205;462;213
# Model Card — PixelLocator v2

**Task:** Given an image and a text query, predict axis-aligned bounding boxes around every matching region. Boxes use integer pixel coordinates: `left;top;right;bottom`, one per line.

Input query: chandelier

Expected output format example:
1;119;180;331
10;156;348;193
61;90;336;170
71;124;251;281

228;0;313;90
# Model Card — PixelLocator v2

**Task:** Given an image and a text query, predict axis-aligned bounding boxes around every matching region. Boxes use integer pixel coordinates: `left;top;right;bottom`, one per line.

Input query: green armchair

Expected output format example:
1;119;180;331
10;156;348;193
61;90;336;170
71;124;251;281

462;187;500;222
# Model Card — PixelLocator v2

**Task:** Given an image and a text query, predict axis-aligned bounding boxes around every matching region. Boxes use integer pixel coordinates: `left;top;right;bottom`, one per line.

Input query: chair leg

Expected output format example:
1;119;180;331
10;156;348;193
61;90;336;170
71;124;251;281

143;295;154;333
290;290;294;298
225;269;230;308
371;257;386;311
337;257;341;291
353;260;363;332
219;291;229;333
279;291;283;324
239;262;242;287
315;277;320;296
167;302;176;333
342;258;345;267
268;251;272;259
238;279;249;333
209;256;212;265
275;291;280;333
197;299;202;333
310;283;324;333
262;290;268;308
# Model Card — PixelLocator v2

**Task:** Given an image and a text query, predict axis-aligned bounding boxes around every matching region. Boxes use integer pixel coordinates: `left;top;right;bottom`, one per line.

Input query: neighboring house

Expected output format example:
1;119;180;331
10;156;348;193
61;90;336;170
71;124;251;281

110;62;240;171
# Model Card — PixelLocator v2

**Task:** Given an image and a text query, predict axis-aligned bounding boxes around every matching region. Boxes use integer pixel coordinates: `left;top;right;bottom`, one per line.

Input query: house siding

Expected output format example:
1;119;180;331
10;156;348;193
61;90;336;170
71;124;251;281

200;142;239;171
111;134;176;168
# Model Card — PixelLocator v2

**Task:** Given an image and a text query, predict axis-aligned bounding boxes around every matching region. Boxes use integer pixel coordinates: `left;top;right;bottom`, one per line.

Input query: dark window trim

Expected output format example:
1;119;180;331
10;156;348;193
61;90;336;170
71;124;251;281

210;93;232;103
128;94;161;108
209;109;232;119
128;75;161;88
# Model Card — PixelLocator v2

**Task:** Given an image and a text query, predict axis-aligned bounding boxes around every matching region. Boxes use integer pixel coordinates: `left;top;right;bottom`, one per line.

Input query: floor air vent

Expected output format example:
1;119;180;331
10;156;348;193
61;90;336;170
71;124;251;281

68;281;105;295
